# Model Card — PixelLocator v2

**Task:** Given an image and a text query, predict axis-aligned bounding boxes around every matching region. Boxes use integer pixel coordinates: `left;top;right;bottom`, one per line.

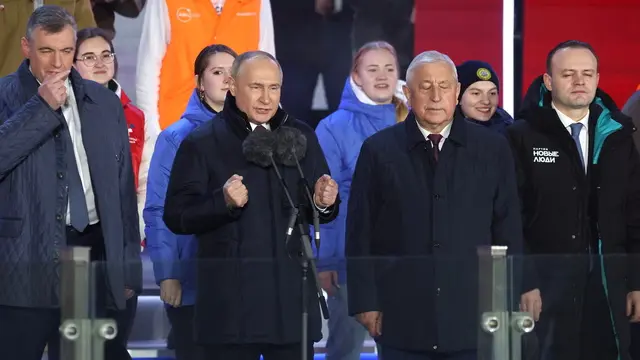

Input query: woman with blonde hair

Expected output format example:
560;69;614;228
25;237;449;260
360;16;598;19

315;40;407;359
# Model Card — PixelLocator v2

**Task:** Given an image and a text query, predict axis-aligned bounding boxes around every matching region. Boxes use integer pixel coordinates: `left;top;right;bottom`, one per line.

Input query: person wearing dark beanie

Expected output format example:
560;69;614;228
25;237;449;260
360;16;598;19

455;60;513;134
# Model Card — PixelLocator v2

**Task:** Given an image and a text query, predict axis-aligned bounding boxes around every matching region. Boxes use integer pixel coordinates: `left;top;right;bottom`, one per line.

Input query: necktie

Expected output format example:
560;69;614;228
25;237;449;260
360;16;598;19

58;109;90;232
569;123;585;171
427;134;443;162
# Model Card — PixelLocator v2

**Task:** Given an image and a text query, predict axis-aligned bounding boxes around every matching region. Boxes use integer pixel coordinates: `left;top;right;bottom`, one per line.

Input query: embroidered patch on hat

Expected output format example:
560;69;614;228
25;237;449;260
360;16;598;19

476;68;492;81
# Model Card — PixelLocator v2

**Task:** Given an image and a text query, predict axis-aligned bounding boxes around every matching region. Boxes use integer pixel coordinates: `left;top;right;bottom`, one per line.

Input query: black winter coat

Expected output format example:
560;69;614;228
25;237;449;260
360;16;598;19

506;76;640;360
346;112;526;352
163;94;338;345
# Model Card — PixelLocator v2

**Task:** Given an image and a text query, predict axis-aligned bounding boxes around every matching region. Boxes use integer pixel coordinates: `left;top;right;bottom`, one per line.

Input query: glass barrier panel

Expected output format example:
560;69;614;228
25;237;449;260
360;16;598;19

508;253;635;360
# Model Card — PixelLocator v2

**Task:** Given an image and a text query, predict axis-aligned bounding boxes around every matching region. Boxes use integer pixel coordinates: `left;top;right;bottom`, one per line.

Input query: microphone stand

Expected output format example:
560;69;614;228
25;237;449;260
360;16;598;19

293;156;321;255
268;155;330;360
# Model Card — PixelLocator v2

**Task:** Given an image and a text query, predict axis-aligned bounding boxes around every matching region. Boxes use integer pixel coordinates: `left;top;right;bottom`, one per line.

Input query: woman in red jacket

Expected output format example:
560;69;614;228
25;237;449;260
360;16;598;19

73;28;149;246
73;27;146;360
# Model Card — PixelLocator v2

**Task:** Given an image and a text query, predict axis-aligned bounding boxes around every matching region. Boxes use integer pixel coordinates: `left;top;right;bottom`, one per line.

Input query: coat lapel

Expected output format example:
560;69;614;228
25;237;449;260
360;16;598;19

69;70;120;214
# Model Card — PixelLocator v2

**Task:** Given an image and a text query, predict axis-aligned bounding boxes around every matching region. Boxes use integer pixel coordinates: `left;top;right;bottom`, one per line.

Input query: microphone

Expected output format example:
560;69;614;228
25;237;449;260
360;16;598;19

241;126;277;168
274;127;321;253
241;127;298;243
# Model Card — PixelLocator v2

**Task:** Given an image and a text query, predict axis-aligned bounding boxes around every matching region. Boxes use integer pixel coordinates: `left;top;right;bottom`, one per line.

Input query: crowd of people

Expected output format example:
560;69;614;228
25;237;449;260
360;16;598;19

2;2;640;360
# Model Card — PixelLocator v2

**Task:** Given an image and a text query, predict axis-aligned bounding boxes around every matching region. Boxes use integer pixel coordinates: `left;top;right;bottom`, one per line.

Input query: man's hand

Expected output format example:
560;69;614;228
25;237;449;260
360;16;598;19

124;288;135;300
318;270;339;296
314;174;338;208
160;279;182;307
355;311;382;337
223;174;248;208
38;71;69;110
315;0;333;15
520;288;542;321
627;291;640;322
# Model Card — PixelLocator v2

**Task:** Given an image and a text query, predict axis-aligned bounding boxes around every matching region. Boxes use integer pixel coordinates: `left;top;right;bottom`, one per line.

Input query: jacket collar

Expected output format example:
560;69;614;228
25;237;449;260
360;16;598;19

222;92;289;140
519;74;634;134
17;59;97;106
405;111;467;150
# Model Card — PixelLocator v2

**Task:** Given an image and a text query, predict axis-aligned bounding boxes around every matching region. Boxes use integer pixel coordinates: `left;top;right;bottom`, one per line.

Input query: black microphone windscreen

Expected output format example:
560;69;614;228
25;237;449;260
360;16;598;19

275;126;307;166
242;127;276;168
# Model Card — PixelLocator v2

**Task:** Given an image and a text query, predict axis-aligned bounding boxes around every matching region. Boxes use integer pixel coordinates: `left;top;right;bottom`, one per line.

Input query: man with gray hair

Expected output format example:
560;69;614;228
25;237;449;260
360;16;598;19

0;5;141;360
164;50;339;359
346;50;541;359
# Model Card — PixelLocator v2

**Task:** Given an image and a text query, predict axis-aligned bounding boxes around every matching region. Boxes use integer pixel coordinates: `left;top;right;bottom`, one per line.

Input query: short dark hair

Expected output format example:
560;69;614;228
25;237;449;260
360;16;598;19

546;40;598;75
26;5;77;40
230;50;282;80
75;27;118;77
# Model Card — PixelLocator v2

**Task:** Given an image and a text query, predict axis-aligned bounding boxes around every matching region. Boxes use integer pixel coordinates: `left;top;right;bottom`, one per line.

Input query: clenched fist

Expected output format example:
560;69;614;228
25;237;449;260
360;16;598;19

223;174;248;208
38;71;69;110
314;174;338;208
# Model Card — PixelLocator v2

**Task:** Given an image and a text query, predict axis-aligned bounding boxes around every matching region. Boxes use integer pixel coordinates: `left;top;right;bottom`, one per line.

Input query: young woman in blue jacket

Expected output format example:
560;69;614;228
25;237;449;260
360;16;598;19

315;41;408;360
143;44;237;360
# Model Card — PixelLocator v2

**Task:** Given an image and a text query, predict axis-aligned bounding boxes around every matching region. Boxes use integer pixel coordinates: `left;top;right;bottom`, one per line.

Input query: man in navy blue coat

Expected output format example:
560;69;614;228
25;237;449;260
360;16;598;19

163;51;339;360
346;50;542;360
0;6;141;360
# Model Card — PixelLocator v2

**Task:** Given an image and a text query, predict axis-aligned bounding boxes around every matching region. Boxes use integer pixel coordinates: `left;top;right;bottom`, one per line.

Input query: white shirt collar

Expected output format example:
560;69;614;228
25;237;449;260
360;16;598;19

112;79;122;99
249;122;271;131
416;119;453;141
552;102;589;131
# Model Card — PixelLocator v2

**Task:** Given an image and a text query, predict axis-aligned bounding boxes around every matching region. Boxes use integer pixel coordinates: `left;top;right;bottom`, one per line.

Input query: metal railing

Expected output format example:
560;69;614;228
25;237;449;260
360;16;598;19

478;245;534;360
59;247;117;360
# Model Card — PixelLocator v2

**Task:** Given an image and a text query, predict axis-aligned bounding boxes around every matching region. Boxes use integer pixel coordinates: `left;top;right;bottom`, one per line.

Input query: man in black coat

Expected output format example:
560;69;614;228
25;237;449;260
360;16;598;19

0;6;141;360
163;50;339;360
506;40;640;360
345;50;541;360
622;89;640;152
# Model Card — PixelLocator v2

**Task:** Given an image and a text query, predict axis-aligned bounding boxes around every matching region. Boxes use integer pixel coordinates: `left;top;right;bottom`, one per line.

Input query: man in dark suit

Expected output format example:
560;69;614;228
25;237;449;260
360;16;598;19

163;50;339;360
507;40;640;360
346;50;541;360
0;6;141;360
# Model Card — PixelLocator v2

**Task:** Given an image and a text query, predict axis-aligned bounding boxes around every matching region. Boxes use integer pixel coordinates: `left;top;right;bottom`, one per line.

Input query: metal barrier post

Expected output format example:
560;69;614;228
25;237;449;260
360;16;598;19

59;247;117;360
478;245;534;360
478;245;510;360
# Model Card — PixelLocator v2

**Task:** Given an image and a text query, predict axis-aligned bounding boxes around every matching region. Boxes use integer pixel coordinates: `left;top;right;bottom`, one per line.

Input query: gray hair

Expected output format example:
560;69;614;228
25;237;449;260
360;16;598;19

230;50;283;80
406;50;458;83
26;5;77;41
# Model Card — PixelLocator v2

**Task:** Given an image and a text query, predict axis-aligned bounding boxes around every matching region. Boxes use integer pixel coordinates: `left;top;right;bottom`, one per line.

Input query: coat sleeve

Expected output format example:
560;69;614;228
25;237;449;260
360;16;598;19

345;140;380;315
305;127;339;224
505;128;540;293
491;137;523;249
137;110;158;241
143;131;182;285
163;135;242;235
315;119;343;271
0;94;62;181
625;141;640;291
74;0;97;29
117;105;143;293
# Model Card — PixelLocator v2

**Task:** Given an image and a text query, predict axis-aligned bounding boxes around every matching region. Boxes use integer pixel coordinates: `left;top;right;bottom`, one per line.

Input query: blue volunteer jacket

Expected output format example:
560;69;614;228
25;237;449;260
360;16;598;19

144;89;215;306
315;78;400;283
